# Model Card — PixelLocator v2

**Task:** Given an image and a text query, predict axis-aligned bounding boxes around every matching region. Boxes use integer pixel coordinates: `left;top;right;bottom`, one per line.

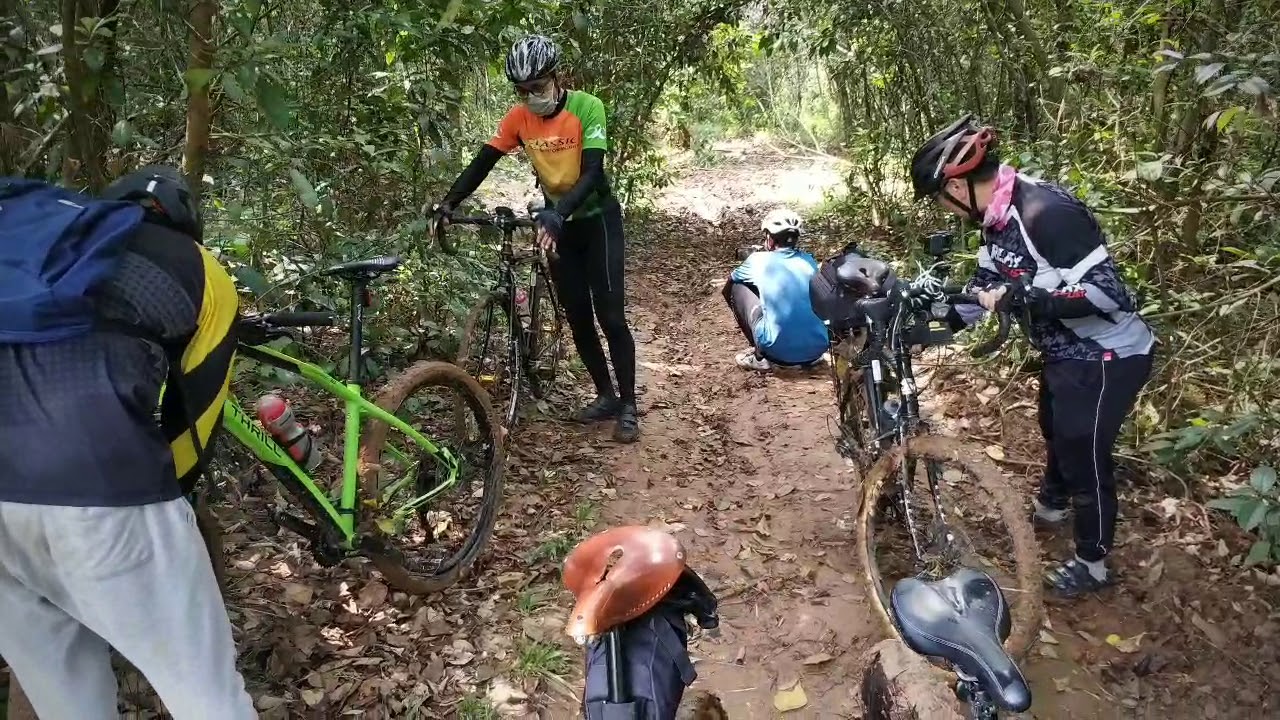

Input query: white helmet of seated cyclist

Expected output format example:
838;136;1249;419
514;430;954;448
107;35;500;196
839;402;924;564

761;208;803;239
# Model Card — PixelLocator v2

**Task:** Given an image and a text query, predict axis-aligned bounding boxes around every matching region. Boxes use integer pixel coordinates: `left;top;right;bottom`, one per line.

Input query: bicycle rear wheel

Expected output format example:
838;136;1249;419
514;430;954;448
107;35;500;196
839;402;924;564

458;294;522;429
855;435;1042;659
359;361;504;594
675;690;728;719
525;264;564;400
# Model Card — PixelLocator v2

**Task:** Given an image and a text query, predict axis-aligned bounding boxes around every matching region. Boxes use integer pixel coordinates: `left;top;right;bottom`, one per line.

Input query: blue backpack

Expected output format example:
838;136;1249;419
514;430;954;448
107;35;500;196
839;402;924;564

0;178;146;344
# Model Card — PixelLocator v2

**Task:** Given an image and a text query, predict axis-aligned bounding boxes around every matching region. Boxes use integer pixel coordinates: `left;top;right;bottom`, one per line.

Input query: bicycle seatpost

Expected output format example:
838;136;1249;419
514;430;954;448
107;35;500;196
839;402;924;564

603;629;633;709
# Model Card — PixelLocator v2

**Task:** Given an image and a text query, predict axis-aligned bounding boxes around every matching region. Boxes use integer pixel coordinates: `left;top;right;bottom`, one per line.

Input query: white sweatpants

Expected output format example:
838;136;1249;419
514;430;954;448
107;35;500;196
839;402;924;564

0;498;257;719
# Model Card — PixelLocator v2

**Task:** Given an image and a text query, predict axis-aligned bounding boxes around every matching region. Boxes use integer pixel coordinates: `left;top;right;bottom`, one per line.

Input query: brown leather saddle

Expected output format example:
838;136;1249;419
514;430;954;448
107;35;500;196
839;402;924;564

562;526;687;641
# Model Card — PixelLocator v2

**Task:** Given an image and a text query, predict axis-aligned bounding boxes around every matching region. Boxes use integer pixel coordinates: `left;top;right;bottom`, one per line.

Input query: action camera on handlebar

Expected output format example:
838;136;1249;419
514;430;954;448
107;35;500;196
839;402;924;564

925;230;955;258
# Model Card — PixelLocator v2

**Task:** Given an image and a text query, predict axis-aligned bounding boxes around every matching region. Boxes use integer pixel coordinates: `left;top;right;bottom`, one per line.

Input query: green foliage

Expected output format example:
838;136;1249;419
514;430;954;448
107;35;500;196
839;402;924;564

513;638;569;680
1207;466;1280;567
752;0;1280;486
1;0;761;372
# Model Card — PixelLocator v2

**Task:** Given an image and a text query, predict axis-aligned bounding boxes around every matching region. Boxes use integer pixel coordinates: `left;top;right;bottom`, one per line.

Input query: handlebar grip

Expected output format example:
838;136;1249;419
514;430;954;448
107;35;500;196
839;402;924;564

260;311;339;327
970;311;1012;358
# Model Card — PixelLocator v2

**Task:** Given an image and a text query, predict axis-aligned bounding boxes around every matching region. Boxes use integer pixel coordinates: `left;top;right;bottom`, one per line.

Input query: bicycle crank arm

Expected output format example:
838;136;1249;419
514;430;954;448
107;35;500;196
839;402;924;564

270;509;346;567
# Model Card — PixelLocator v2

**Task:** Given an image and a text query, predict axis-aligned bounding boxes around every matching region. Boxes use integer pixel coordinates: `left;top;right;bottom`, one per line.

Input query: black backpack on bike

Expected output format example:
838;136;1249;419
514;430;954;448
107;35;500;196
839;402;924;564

808;243;895;332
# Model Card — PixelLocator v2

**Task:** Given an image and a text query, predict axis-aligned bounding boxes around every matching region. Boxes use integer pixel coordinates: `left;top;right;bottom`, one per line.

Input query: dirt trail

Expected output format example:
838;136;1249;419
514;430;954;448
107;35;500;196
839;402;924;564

535;148;877;717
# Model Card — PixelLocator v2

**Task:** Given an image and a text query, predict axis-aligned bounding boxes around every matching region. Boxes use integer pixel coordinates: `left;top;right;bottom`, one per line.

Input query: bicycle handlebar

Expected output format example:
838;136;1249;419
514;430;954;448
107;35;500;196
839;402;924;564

260;311;339;327
431;208;561;262
893;284;1014;358
448;214;537;228
431;207;538;257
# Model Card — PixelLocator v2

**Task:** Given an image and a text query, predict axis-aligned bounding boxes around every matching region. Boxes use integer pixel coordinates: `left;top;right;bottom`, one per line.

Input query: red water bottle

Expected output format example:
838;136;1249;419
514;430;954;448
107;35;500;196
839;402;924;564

255;394;322;471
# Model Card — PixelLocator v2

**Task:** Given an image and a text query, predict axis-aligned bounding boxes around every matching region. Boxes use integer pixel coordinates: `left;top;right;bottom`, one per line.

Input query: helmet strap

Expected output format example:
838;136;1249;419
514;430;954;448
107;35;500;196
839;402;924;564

941;176;984;223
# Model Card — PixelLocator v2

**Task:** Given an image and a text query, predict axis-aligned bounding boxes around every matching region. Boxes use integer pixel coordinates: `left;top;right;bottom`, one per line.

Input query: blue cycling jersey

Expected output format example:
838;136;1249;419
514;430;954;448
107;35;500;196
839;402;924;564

730;247;829;364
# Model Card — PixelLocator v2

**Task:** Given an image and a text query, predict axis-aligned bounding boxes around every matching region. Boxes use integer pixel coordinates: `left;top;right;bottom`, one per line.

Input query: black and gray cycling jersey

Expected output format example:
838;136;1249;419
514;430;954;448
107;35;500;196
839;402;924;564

953;174;1155;361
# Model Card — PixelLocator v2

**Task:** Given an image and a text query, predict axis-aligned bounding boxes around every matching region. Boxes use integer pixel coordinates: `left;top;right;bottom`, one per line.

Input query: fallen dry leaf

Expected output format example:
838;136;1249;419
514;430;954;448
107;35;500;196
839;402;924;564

357;581;388;609
801;652;833;665
773;682;808;712
1190;612;1227;647
1039;629;1059;645
284;583;314;606
301;688;325;707
984;445;1006;461
1106;632;1145;653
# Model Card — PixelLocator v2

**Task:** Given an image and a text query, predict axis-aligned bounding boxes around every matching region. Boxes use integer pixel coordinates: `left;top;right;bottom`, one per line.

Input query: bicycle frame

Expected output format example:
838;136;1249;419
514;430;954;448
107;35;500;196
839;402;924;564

221;277;463;554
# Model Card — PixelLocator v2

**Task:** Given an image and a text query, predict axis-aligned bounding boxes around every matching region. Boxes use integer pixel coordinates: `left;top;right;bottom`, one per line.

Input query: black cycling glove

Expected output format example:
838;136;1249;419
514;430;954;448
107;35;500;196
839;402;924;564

1019;285;1098;319
534;207;565;241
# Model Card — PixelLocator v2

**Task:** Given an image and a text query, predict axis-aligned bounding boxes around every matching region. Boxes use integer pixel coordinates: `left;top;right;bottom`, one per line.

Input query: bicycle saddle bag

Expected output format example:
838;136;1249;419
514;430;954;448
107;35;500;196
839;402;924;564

582;602;696;720
810;245;896;332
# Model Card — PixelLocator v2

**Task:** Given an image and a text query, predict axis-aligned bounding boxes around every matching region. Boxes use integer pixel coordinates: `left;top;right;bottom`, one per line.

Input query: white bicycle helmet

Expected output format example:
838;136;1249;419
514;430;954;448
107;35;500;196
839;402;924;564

505;35;560;83
761;208;803;237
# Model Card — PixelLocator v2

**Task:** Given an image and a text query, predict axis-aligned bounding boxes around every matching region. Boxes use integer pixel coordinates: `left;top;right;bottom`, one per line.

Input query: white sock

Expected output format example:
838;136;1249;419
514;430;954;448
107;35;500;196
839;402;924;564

1074;555;1108;581
1034;498;1068;522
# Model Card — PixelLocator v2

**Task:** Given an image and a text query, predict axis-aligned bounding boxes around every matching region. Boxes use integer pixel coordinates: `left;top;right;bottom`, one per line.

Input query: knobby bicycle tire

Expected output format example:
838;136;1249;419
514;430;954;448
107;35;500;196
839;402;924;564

833;354;875;472
525;264;564;400
855;435;1043;660
359;361;505;594
674;690;729;720
193;491;228;596
458;294;522;430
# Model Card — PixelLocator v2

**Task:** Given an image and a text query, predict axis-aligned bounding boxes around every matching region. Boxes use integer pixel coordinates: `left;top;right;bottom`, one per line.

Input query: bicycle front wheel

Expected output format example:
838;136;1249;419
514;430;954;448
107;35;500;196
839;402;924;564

525;265;564;399
359;360;504;594
458;294;522;430
855;435;1043;659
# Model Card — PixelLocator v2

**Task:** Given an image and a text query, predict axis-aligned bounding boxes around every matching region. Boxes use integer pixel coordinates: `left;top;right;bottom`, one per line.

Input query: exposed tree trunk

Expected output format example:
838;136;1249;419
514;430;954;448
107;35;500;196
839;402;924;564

1;1;18;174
859;639;966;719
60;0;121;191
1151;18;1173;146
182;0;217;202
992;0;1063;124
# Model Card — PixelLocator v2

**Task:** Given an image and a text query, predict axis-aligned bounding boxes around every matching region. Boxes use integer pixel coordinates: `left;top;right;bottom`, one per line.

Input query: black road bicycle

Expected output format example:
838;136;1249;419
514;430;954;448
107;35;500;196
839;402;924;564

822;231;1043;716
430;207;566;432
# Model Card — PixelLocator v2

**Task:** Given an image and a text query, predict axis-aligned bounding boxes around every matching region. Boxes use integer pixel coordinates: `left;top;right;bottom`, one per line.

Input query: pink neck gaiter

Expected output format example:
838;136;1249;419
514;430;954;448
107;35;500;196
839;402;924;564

982;164;1017;230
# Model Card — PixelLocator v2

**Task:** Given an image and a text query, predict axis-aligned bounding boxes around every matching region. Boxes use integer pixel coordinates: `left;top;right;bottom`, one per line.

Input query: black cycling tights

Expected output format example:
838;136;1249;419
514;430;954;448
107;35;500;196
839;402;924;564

724;281;763;348
548;200;636;403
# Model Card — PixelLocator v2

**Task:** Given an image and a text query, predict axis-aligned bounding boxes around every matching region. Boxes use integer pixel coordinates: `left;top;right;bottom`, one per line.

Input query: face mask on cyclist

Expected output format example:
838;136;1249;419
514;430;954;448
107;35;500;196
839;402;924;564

525;88;558;116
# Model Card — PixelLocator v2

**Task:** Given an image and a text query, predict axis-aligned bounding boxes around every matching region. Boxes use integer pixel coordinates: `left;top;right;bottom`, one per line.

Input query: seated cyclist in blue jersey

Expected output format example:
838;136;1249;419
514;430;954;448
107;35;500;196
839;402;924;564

722;209;829;372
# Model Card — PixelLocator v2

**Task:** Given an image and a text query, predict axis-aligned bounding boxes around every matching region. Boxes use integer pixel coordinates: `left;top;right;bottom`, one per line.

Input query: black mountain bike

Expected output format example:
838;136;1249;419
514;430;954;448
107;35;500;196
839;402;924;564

431;207;565;432
820;231;1042;710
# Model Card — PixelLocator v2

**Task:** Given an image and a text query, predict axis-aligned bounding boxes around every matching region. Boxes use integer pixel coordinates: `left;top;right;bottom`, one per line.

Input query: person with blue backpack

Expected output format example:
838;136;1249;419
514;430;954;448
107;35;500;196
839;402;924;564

0;167;255;718
723;208;829;371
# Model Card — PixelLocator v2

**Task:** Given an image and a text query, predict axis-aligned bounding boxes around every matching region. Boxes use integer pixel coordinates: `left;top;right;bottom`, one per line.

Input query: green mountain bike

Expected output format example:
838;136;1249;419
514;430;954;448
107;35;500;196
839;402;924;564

219;256;504;593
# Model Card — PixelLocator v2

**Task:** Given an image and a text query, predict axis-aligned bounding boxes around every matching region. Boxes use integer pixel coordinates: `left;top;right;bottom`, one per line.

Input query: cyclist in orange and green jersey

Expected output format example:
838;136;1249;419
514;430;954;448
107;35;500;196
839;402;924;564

436;34;639;443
